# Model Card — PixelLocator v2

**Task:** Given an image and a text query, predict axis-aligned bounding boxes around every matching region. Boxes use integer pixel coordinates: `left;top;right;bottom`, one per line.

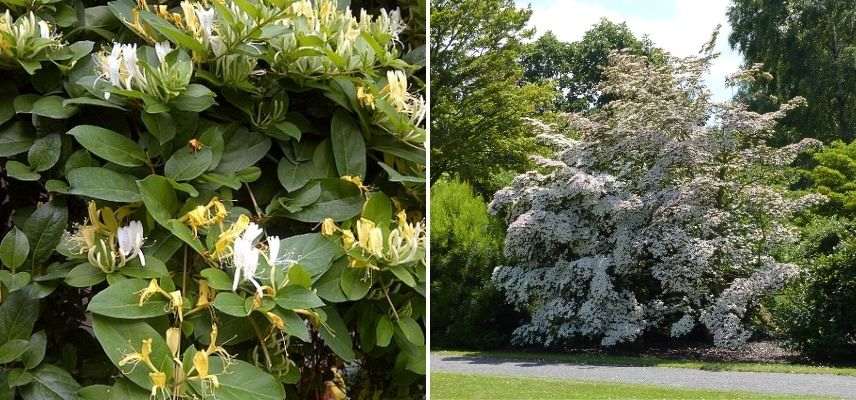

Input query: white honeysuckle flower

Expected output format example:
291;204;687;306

37;20;50;38
106;44;122;88
267;236;280;264
120;43;142;89
194;6;216;44
231;223;263;296
117;220;145;266
155;41;171;63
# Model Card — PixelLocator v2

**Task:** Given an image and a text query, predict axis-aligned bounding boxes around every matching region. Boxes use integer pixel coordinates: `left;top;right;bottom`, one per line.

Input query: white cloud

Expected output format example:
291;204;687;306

517;0;744;101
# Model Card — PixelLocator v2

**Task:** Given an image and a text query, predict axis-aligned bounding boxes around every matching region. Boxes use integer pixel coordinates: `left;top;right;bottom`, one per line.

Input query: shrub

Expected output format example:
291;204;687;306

430;179;520;349
489;49;824;350
802;139;856;216
771;216;856;357
0;0;426;399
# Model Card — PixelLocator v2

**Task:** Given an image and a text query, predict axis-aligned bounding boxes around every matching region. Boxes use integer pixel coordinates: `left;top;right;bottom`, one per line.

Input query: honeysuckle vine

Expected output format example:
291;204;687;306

0;0;426;399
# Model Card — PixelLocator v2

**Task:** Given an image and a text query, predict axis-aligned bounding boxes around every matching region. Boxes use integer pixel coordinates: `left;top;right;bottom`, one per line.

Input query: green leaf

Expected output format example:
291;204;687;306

0;339;29;363
315;258;348;303
136;175;178;228
64;263;106;287
77;385;112;400
67;125;148;167
0;227;29;270
278;233;343;279
44;180;69;193
31;96;78;119
389;264;416;287
276;309;310;342
5;161;39;181
91;316;173;391
8;369;33;387
275;286;324;310
318;306;355;362
21;331;46;370
19;364;80;400
141;112;175;145
165;220;204;254
0;271;30;291
397;317;424;346
165;147;212;181
340;266;371;301
0;122;35;157
13;94;38;113
376;315;393;347
287;264;312;288
0;291;38;344
63;97;126;111
171;83;216;112
216;129;271;173
362;192;393;230
201;268;232;291
27;134;61;172
68;167;141;202
23;201;67;267
87;278;169;319
120;254;168;279
107;380;150;400
284;179;363;222
139;11;206;53
378;161;425;183
212;292;250;317
330;110;366;178
187;357;284;400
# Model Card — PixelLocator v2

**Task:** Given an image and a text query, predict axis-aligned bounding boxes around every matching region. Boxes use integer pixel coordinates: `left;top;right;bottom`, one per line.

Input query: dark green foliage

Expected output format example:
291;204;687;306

430;0;555;194
430;179;521;349
522;20;664;112
728;0;856;144
772;217;856;357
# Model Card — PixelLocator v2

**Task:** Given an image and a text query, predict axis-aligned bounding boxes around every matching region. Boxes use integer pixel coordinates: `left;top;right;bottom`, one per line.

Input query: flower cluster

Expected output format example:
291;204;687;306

0;11;61;67
491;50;824;348
66;202;146;273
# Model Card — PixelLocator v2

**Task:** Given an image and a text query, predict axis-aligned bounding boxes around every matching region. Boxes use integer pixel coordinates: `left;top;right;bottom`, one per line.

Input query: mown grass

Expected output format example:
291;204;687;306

431;372;832;400
435;350;856;377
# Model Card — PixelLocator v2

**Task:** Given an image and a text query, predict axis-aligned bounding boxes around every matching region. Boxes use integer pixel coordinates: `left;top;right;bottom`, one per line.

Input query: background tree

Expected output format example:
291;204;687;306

430;0;554;193
728;0;856;144
522;20;663;112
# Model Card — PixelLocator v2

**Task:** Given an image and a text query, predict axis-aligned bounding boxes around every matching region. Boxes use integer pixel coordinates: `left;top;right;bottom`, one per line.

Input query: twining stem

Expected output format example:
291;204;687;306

245;183;264;217
249;317;273;369
379;276;400;321
182;246;188;297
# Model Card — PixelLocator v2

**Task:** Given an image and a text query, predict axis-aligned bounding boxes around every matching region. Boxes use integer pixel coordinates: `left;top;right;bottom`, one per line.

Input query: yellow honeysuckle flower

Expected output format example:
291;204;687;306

196;279;213;307
181;197;228;237
321;218;337;236
357;86;375;110
355;218;375;249
149;371;168;398
266;311;285;331
212;214;250;259
118;338;156;372
168;290;184;322
137;279;167;306
341;229;355;249
166;327;181;358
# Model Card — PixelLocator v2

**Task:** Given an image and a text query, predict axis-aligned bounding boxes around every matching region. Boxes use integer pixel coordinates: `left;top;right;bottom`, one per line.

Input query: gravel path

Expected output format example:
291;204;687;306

432;353;856;399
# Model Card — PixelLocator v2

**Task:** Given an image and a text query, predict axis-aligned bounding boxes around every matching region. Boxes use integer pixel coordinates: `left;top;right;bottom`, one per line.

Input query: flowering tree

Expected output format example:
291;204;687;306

490;48;824;349
0;0;425;399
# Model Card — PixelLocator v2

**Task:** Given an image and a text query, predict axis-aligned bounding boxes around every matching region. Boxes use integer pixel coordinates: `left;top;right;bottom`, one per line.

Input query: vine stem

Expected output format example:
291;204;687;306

245;183;264;218
379;276;400;321
249;317;273;369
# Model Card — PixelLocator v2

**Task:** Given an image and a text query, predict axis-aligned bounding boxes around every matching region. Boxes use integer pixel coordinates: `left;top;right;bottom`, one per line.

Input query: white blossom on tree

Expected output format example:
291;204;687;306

490;48;825;348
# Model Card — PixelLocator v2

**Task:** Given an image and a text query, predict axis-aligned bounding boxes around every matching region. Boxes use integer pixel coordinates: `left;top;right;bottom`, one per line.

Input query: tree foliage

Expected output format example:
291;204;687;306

430;179;520;349
728;0;856;143
490;49;824;349
0;0;426;399
522;20;664;112
430;0;554;193
800;139;856;216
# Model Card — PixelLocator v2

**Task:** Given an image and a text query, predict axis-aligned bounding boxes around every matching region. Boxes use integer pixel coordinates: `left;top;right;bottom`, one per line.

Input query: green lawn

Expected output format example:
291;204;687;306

436;350;856;377
431;372;831;400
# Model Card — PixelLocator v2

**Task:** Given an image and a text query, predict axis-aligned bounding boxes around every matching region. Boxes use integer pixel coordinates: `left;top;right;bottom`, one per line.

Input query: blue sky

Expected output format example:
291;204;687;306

515;0;744;102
